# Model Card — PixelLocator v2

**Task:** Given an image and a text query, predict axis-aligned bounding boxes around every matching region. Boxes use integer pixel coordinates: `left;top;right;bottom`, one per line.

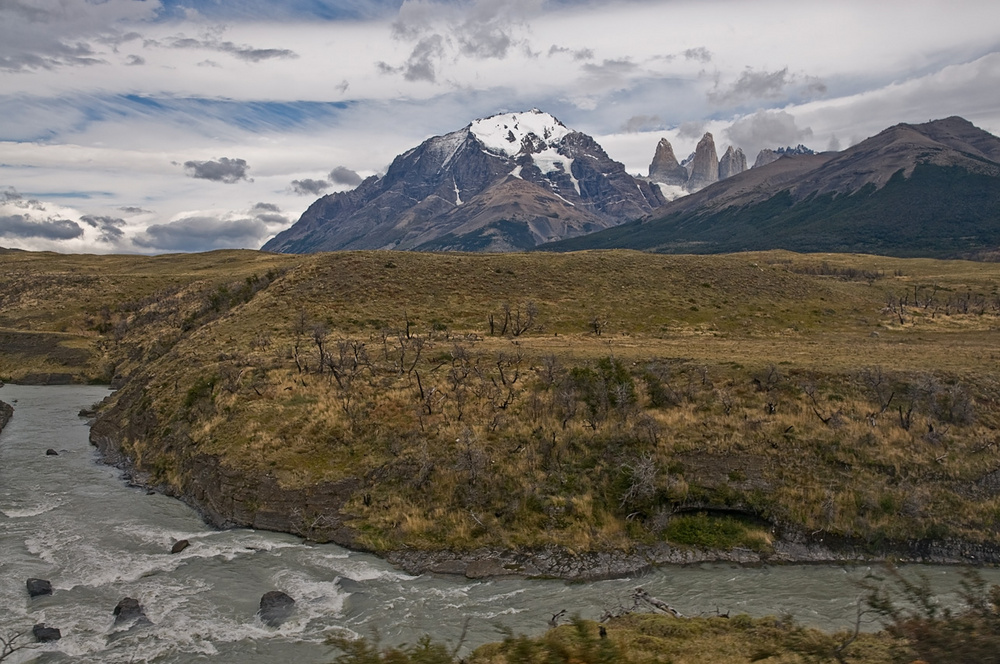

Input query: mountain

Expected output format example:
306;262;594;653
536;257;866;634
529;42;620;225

543;117;1000;259
644;133;746;196
263;109;665;253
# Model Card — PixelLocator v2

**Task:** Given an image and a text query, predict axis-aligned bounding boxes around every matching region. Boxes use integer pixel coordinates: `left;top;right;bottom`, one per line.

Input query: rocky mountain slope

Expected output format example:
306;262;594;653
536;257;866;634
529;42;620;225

546;116;1000;259
263;109;664;253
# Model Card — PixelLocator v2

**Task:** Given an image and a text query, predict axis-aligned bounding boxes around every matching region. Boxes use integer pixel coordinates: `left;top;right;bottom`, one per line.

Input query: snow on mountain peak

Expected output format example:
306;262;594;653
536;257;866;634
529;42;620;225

470;109;572;158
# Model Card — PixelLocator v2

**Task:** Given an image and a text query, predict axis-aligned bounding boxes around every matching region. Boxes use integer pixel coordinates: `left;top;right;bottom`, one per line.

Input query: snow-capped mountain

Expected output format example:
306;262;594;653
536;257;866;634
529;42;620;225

263;109;665;253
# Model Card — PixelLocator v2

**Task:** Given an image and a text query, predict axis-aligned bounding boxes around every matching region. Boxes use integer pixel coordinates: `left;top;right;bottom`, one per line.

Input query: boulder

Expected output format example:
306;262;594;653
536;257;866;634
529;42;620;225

32;623;62;642
26;578;52;597
170;539;190;554
46;448;59;456
258;590;296;627
113;597;151;626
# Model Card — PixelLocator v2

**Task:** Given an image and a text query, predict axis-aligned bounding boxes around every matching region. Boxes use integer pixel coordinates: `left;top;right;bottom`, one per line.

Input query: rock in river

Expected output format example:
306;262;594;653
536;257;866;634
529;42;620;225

26;578;52;597
33;623;62;642
113;597;152;627
258;591;295;627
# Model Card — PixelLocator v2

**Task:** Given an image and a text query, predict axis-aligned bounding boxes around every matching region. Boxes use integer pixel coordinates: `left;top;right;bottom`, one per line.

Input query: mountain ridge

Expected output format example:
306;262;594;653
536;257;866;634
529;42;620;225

542;116;1000;259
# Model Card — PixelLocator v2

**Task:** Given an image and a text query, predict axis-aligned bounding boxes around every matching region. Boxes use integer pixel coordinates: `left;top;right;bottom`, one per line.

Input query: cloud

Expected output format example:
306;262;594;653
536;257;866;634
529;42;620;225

291;178;331;195
329;166;363;186
580;58;640;93
161;35;298;63
548;45;593;61
252;202;281;213
683;47;711;63
725;110;814;157
708;67;790;105
183;157;251;183
80;214;126;242
0;214;83;240
621;114;662;133
0;0;155;72
677;120;708;139
125;54;145;66
404;34;445;82
133;215;270;252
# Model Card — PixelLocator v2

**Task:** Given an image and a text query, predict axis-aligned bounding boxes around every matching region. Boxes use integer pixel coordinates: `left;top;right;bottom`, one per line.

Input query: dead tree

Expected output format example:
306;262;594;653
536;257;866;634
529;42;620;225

634;588;683;617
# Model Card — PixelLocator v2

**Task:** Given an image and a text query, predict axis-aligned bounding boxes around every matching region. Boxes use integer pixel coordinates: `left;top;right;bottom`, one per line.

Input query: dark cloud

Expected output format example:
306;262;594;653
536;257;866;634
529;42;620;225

183;157;251;183
376;61;400;75
255;213;289;225
0;214;83;240
133;216;269;252
548;45;593;60
0;41;104;72
459;26;511;59
404;35;445;82
119;206;148;214
291;178;331;196
252;202;281;213
621;114;662;133
683;47;712;63
329;166;362;186
125;54;145;66
708;67;790;105
827;135;841;151
725;110;813;158
80;214;126;242
163;36;297;63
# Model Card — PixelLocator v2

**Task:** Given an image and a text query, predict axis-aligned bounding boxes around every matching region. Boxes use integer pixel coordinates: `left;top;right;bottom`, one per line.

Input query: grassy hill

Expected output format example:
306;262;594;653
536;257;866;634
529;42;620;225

6;249;1000;562
543;164;1000;258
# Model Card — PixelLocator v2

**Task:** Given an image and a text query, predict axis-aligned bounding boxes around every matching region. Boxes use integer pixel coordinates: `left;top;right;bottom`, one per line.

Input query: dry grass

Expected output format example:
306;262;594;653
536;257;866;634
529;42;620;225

7;248;1000;554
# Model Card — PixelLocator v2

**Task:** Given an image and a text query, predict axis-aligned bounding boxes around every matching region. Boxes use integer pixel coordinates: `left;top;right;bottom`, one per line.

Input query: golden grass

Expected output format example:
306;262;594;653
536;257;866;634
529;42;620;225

7;248;1000;554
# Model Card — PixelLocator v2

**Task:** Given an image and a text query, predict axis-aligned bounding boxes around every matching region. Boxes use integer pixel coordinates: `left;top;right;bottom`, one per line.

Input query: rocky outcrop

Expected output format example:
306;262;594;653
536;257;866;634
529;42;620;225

648;138;690;186
0;400;12;433
687;132;719;190
718;146;747;179
170;539;190;554
753;148;781;168
258;591;296;627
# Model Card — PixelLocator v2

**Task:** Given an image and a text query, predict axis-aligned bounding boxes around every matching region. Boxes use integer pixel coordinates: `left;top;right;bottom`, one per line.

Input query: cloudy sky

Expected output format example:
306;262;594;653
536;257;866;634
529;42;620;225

2;0;999;254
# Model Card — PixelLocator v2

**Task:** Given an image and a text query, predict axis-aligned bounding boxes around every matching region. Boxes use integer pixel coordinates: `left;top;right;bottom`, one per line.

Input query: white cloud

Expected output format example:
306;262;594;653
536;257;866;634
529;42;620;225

0;0;997;252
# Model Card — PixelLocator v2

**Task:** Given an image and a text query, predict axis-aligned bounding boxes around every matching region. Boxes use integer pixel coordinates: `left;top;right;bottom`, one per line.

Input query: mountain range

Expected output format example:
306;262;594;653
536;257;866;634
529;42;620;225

263;109;665;253
544;116;1000;259
264;113;1000;260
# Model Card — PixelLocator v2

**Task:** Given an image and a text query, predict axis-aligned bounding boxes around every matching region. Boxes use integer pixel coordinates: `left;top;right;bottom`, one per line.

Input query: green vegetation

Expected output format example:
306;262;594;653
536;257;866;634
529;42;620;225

6;248;1000;558
330;613;894;664
545;164;1000;259
328;569;1000;663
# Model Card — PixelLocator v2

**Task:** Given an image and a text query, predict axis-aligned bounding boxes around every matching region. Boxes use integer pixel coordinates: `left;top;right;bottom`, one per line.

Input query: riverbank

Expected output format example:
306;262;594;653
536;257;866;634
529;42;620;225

90;404;1000;582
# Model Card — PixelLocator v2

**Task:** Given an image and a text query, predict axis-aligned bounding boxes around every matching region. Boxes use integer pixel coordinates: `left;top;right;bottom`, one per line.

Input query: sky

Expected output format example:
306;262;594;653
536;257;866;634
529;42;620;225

2;0;999;254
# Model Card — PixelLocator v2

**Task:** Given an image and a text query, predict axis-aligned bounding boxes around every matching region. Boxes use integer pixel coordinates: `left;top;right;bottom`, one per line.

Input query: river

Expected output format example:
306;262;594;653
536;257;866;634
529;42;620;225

1;384;995;663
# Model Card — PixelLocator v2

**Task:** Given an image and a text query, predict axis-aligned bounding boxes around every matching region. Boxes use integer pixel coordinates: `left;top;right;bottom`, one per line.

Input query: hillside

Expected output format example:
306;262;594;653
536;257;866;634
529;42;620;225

544;117;1000;259
6;249;1000;573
